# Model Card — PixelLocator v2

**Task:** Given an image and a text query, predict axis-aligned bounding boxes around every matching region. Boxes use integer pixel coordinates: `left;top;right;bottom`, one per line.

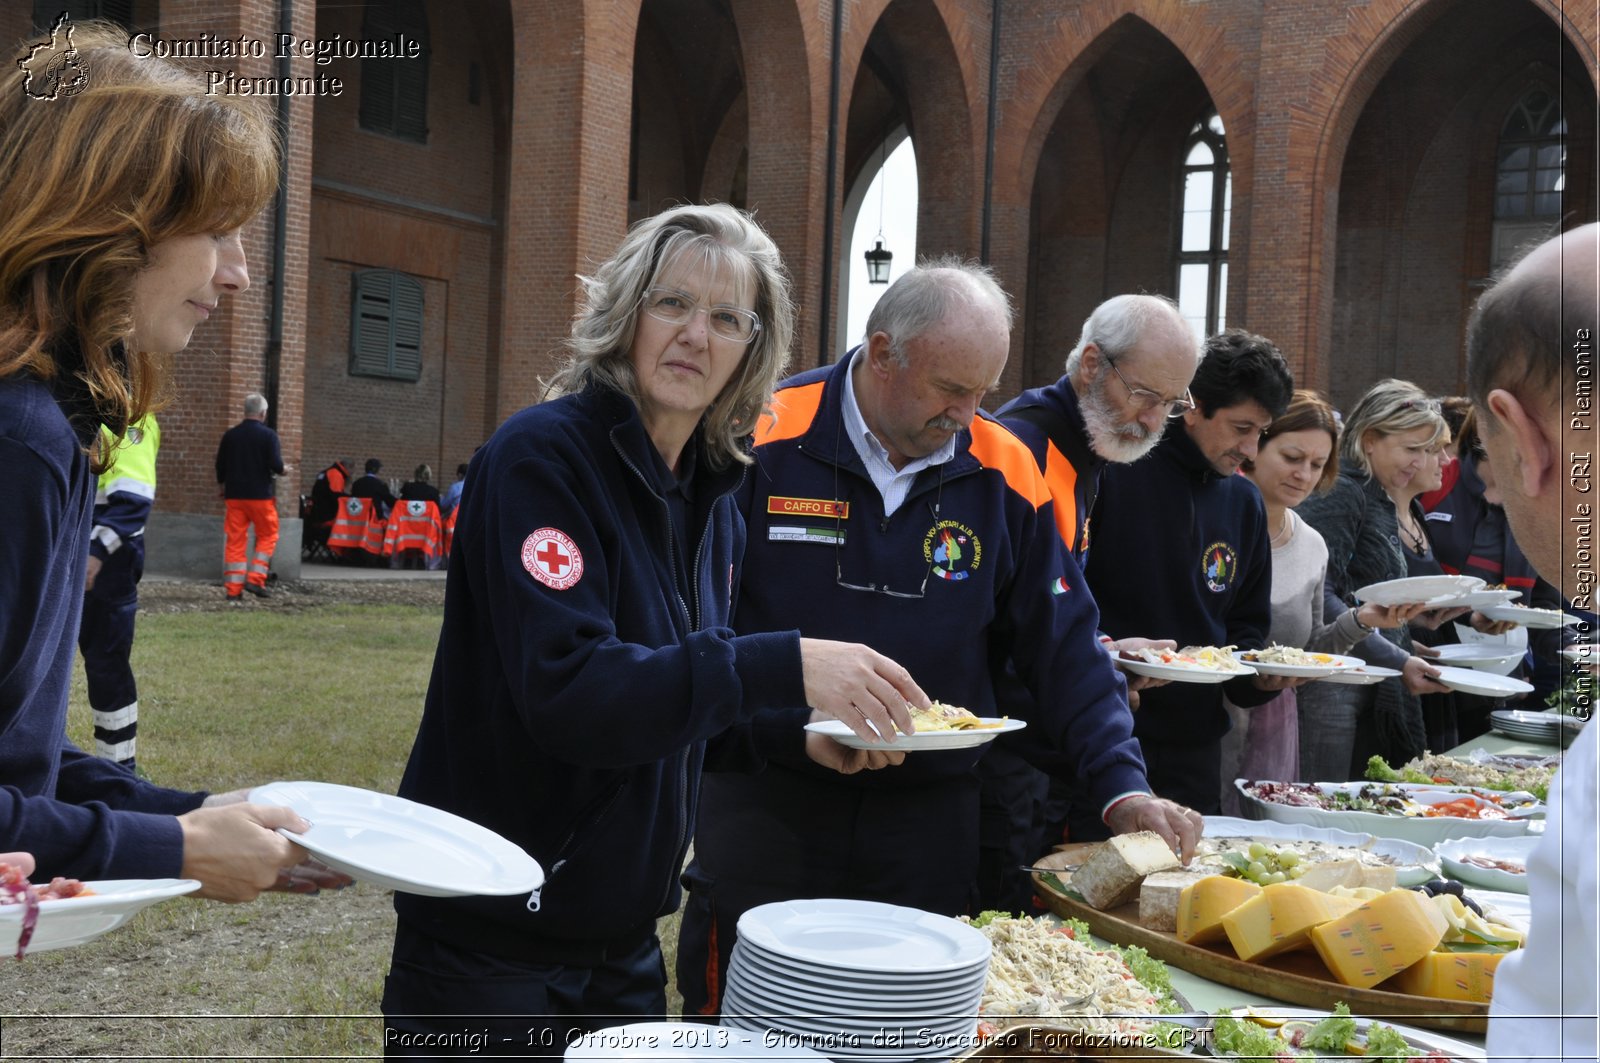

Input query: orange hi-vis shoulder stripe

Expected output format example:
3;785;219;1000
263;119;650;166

755;381;827;446
969;418;1052;509
1042;441;1081;554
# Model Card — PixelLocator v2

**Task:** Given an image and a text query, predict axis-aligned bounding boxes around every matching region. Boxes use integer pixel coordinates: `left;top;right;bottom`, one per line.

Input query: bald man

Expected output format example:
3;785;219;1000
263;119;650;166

1468;222;1598;1063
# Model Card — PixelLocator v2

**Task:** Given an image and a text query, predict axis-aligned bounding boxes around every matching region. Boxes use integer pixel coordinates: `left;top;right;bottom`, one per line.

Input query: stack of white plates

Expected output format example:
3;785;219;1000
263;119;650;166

1490;708;1586;747
722;899;990;1062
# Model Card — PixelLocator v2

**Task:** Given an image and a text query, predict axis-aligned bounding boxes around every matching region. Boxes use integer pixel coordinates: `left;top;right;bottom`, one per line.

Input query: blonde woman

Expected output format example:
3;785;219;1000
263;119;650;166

1294;380;1455;780
383;204;928;1053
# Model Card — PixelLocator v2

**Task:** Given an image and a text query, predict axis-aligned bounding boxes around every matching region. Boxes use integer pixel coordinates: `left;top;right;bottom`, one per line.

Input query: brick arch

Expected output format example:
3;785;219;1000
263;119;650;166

989;3;1252;395
839;0;984;261
1300;0;1596;393
731;0;829;364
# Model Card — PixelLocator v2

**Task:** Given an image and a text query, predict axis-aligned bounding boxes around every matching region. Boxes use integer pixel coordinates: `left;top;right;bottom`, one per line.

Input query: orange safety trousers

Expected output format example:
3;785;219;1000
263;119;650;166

224;499;279;597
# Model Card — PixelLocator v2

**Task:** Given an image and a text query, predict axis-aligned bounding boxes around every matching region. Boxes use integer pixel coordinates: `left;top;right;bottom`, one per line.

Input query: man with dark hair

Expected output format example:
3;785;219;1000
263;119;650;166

351;457;397;519
1078;328;1296;821
215;393;283;602
1469;223;1597;1063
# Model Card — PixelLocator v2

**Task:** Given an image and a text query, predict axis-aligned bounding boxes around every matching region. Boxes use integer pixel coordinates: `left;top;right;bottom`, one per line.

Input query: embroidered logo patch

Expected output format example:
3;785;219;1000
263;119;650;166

344;497;365;516
1201;540;1238;593
522;527;584;590
768;525;845;545
405;500;430;517
768;496;849;520
923;520;980;582
1051;576;1071;596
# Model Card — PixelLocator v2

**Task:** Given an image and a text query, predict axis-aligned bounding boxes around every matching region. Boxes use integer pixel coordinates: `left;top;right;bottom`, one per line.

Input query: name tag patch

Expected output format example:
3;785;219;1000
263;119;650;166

768;525;845;546
768;496;848;519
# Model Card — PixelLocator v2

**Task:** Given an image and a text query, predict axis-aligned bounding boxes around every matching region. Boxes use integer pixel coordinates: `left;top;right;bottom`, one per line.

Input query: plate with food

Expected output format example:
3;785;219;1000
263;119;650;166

1236;780;1542;844
1353;575;1483;607
1232;647;1363;678
805;702;1025;751
1199;816;1439;888
1478;603;1584;629
1204;1004;1485;1061
1430;665;1535;698
1;867;199;958
247;781;543;898
1116;645;1255;683
1317;664;1403;686
1435;835;1538;895
1365;751;1560;801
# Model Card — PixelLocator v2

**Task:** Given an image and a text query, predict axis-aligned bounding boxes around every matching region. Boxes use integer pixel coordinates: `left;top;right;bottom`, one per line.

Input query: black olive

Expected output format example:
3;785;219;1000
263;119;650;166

1462;895;1483;916
1441;880;1466;897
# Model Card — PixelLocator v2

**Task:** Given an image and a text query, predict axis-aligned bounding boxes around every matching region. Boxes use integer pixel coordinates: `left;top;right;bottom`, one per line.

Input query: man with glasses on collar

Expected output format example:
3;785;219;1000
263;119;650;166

1073;328;1294;832
972;293;1204;913
676;259;1202;1020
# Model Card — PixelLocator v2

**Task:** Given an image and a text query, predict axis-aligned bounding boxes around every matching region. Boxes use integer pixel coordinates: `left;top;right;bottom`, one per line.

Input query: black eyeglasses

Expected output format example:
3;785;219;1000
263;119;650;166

831;460;943;598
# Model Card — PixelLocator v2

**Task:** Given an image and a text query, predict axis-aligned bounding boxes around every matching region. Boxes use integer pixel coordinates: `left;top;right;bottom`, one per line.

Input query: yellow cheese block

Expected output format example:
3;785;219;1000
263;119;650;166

1387;950;1505;1002
1310;889;1450;989
1176;875;1261;945
1222;883;1361;961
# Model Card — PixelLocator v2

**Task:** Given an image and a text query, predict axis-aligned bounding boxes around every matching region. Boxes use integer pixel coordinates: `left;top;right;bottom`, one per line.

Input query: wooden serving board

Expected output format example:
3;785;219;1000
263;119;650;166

1030;845;1488;1035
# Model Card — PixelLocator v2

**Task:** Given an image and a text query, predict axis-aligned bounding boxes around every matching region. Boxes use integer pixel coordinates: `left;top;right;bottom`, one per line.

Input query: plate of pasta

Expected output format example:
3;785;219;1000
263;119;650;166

1117;645;1256;683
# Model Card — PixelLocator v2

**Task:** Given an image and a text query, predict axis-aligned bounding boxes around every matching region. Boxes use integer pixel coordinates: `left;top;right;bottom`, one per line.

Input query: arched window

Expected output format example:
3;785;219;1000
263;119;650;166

1492;88;1565;270
359;0;430;143
1175;111;1230;340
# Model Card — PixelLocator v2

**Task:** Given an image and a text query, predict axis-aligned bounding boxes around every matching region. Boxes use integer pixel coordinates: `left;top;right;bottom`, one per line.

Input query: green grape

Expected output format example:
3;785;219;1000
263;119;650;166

1248;842;1268;860
1278;850;1301;868
1247;860;1268;881
1288;864;1306;879
1266;870;1288;884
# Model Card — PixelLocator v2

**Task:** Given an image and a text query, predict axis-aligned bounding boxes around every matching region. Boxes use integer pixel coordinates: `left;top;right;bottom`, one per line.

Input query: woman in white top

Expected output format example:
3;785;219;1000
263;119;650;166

1220;392;1423;810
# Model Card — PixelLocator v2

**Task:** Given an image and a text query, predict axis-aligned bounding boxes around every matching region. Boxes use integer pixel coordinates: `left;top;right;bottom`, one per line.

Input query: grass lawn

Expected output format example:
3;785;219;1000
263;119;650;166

0;592;687;1058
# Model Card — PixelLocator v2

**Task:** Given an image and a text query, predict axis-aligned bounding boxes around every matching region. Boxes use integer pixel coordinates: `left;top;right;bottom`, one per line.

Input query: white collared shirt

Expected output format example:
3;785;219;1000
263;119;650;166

839;349;957;516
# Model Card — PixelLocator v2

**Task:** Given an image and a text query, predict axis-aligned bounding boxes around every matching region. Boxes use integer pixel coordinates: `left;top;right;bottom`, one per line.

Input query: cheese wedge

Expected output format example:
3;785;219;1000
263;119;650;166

1176;875;1261;944
1222;883;1361;961
1072;832;1181;910
1388;950;1504;1002
1310;889;1450;988
1139;870;1210;932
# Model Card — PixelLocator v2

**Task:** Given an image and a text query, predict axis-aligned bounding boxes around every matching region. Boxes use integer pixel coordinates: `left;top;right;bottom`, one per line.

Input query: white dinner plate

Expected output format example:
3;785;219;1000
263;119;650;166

1202;815;1439;886
1318;665;1403;685
1427;643;1526;675
737;898;989;975
1354;574;1483;607
1431;588;1525;610
1237;781;1541;845
1116;656;1255;684
1207;1007;1485;1062
1479;604;1584;629
0;878;199;956
248;781;542;898
1472;889;1531;933
732;940;989;993
1435;835;1539;894
803;716;1025;751
565;1021;829;1060
1432;665;1535;698
1232;650;1363;678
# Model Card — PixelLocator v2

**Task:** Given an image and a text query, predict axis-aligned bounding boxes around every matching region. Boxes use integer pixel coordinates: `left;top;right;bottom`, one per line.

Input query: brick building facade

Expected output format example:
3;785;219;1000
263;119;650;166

5;0;1594;576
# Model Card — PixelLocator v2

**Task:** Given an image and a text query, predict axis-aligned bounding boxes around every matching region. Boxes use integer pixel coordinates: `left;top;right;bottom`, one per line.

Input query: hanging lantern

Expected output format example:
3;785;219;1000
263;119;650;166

864;239;893;284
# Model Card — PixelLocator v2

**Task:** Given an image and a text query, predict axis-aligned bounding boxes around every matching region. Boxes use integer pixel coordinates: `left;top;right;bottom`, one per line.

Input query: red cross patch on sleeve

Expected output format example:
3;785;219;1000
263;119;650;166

522;527;584;590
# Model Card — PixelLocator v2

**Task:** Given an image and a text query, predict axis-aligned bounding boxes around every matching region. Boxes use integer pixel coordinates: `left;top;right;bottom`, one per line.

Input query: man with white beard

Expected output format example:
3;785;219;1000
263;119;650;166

973;294;1203;913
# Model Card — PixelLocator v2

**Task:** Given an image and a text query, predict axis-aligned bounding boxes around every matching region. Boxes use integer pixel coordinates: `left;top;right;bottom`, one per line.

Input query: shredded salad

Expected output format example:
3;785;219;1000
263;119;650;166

964;912;1176;1041
1125;644;1253;673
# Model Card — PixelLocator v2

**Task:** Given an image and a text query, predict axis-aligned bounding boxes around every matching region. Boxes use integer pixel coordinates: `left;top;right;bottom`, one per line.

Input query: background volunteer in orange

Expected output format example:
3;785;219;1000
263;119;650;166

214;392;284;600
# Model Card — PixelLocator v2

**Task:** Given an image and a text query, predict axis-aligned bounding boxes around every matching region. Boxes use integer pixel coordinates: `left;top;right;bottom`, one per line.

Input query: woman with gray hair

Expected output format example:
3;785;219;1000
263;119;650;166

1294;379;1459;781
382;203;927;1056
